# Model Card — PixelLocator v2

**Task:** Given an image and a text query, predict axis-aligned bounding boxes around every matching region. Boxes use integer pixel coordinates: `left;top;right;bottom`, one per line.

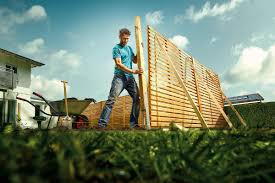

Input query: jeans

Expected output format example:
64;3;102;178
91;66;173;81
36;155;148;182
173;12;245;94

98;74;140;128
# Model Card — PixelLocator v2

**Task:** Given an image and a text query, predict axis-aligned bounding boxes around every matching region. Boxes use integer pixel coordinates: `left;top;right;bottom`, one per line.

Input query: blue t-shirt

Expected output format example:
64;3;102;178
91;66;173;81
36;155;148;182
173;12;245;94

112;43;134;78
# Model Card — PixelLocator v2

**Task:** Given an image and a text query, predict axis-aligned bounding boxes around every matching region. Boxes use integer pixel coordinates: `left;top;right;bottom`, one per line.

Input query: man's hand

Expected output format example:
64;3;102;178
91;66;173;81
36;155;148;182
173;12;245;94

114;57;143;74
133;68;144;74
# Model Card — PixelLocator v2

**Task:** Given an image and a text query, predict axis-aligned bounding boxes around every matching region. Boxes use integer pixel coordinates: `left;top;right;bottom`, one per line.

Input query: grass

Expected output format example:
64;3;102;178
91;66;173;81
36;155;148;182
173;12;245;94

0;102;274;182
0;127;275;183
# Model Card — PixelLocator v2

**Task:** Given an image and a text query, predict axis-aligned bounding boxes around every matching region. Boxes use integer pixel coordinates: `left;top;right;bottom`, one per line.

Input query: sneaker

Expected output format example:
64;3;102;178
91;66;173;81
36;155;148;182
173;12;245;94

91;125;107;130
130;125;145;130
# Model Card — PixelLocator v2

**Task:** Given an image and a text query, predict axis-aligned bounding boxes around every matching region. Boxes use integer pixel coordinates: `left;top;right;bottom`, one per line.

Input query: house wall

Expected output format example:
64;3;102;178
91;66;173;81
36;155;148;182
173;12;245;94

0;53;58;129
0;83;59;129
0;52;31;88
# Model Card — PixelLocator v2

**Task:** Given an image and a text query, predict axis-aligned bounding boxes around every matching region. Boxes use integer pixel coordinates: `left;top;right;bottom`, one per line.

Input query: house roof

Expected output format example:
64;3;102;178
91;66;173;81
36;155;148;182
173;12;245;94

0;48;45;68
224;93;264;106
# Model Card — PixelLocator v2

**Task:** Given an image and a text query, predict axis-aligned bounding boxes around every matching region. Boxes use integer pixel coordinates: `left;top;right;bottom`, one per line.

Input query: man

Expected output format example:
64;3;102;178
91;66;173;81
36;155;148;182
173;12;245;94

98;28;143;129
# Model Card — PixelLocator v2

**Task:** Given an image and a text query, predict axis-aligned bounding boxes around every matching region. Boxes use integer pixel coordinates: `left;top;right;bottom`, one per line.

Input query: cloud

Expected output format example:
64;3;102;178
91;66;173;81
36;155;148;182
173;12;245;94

25;5;47;21
231;33;275;58
49;50;81;68
231;43;244;56
0;5;47;34
31;74;70;100
178;0;245;23
247;33;275;47
35;49;82;79
19;38;82;68
169;35;189;50
225;47;267;83
224;44;275;86
145;10;164;25
18;38;82;79
19;38;45;55
219;15;233;22
250;33;265;43
210;36;218;44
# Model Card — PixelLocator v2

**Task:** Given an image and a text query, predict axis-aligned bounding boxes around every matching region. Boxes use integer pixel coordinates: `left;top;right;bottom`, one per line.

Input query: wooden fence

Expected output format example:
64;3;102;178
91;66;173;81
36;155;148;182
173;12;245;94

82;26;229;129
82;95;143;128
147;26;227;128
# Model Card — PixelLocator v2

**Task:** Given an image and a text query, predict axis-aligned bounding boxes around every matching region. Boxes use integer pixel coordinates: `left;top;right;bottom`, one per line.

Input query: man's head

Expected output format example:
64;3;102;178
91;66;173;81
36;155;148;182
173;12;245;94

119;28;131;46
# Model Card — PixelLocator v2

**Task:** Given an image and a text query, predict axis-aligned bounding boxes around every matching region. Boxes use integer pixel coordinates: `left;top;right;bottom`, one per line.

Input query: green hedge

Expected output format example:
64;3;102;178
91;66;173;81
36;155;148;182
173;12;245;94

224;102;275;128
0;129;275;182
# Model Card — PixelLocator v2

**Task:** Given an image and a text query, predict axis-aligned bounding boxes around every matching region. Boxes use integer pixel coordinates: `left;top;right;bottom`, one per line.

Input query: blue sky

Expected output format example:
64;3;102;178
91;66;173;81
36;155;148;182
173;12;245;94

0;0;275;102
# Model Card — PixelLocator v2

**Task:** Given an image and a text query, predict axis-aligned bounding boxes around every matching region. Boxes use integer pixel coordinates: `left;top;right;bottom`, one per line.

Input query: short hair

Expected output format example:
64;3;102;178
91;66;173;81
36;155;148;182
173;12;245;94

119;28;131;36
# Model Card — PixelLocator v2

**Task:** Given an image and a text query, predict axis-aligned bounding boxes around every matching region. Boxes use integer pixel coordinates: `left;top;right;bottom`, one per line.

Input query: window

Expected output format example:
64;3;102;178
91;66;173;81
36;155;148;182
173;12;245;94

5;65;17;74
7;100;16;123
12;67;17;74
6;65;11;72
5;64;18;85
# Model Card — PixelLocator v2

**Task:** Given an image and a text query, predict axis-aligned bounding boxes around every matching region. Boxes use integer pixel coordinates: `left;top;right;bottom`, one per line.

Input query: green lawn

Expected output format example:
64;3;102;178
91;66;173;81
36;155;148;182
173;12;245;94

0;128;275;183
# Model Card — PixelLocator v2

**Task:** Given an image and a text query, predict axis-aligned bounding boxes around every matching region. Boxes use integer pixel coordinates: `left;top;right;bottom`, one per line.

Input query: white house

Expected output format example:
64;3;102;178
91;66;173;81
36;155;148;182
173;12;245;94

0;48;58;129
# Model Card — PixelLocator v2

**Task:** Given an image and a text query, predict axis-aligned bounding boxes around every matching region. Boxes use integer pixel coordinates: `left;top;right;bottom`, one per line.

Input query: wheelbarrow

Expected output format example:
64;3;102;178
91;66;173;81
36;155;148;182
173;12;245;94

16;92;96;129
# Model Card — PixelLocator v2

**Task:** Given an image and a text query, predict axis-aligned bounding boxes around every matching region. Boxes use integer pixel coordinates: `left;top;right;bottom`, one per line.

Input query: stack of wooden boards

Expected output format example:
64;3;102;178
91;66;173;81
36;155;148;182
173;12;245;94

82;95;143;129
82;26;228;129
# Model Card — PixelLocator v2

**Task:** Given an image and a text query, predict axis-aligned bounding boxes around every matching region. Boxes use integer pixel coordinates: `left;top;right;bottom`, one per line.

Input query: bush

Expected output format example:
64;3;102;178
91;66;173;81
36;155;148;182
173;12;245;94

225;102;275;128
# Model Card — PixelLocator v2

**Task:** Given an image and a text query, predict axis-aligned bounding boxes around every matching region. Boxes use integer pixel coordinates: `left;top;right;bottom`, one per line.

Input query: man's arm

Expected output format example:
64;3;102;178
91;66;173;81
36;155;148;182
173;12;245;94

114;57;143;74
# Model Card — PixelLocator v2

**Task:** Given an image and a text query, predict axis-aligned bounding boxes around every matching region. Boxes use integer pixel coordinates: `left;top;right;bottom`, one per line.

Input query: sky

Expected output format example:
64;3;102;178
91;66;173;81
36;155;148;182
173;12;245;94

0;0;275;102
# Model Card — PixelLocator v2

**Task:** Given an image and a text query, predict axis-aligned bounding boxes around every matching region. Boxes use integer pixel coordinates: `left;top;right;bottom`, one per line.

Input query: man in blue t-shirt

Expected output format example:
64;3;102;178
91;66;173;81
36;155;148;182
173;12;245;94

98;28;143;129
